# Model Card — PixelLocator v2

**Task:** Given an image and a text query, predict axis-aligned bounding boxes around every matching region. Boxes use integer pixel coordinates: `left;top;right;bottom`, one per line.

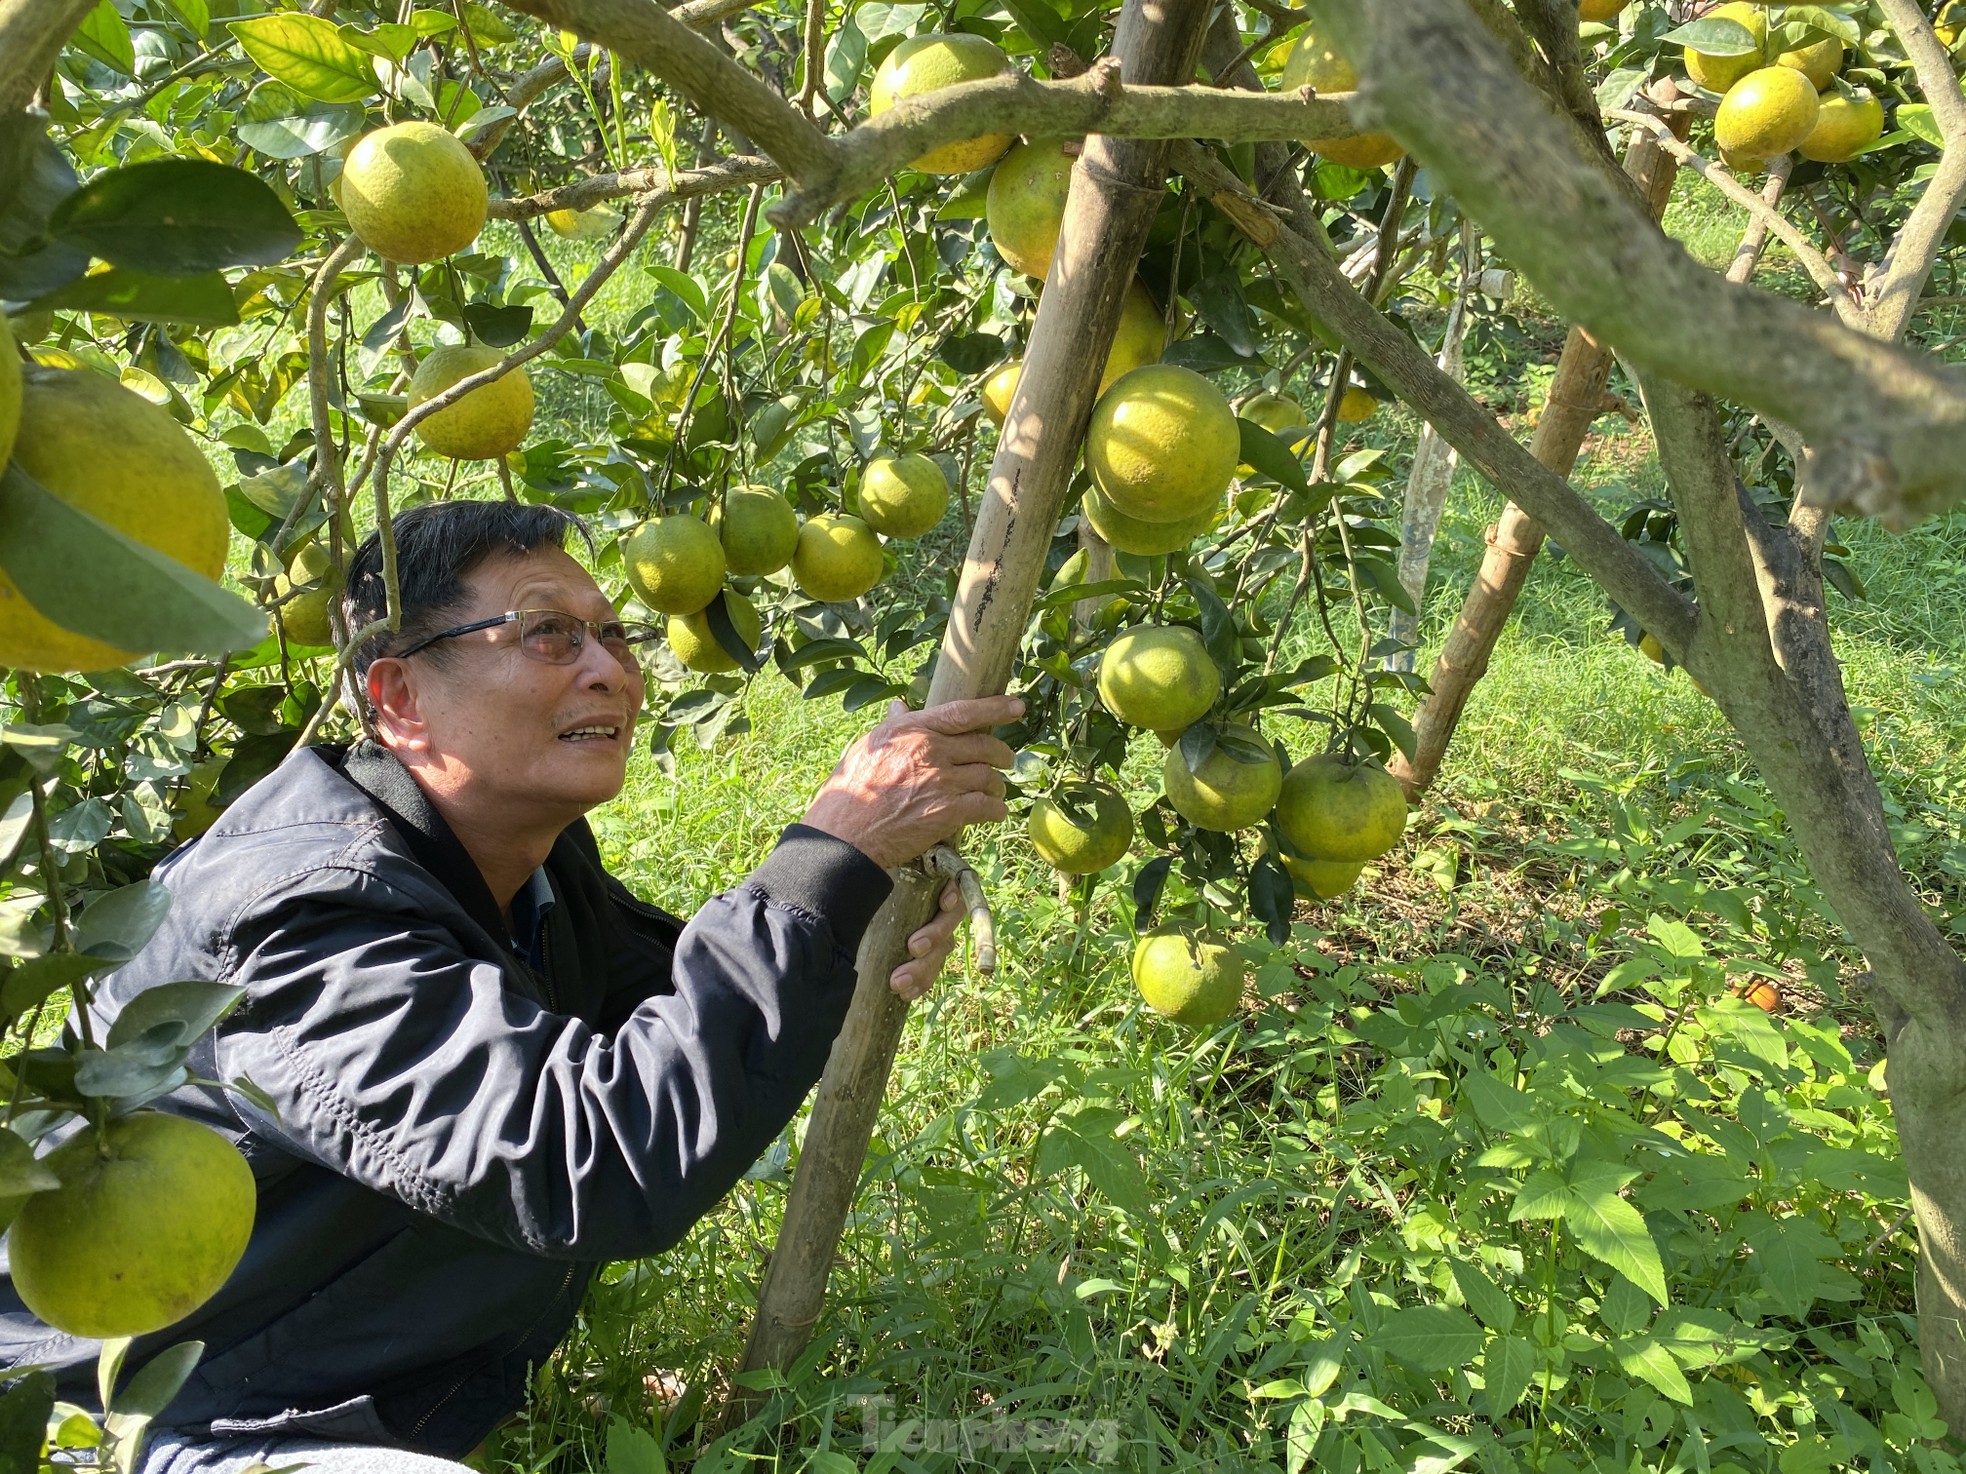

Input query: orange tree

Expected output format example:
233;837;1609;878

0;0;1964;1464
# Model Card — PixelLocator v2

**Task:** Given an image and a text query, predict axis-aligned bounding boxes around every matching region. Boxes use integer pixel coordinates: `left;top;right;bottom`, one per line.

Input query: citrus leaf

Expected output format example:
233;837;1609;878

1660;17;1761;54
0;953;101;1024
29;267;240;327
1236;417;1311;496
0;1129;57;1198
72;0;136;75
229;14;377;103
1369;1305;1484;1373
0;1371;55;1474
74;881;173;964
0;463;266;661
106;980;244;1051
50;159;301;276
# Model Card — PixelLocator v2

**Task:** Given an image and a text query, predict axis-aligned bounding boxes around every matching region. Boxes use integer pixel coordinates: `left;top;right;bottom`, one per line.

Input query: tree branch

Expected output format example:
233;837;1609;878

1609;109;1856;320
0;0;96;111
489;151;780;217
772;70;1356;224
1314;0;1966;526
1170;137;1697;653
495;0;834;181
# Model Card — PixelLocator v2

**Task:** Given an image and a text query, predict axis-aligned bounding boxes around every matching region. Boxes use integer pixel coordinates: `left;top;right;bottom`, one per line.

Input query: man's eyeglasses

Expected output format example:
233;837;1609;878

394;609;660;670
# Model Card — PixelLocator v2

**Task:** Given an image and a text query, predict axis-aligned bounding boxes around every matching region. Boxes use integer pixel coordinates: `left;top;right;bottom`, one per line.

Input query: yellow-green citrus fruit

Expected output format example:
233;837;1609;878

1163;724;1284;832
1799;91;1886;162
1280;29;1405;170
987;137;1074;279
276;543;340;648
0;313;19;471
1087;364;1239;525
407;345;534;460
1027;781;1134;874
1685;3;1771;91
1939;2;1964;49
1579;0;1628;21
1096;625;1221;731
1715;67;1821;164
1241;392;1307;435
171;755;229;843
858;452;950;539
1778;37;1842;91
340;121;488;264
545;205;619;239
791;512;884;602
1101;282;1167;395
623;515;727;615
1337;387;1378;424
1082;485;1217;557
1275;753;1409;862
711;485;799;576
981;360;1021;427
1638;631;1666;665
868;34;1014;174
667;590;762;674
0;367;229;672
11;1113;255;1339
1131;928;1244;1027
1280;851;1365;902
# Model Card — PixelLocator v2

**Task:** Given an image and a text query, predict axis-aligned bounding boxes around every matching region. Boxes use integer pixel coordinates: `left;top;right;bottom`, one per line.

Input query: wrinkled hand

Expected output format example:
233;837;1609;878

801;695;1023;870
889;881;962;1001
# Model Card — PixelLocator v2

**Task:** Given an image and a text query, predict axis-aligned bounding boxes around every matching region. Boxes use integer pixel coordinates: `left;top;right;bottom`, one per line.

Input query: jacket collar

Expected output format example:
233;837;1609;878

334;740;512;945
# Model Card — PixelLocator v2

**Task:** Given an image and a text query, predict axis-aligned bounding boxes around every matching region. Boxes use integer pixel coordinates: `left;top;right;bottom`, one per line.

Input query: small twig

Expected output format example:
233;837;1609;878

927;844;996;975
1604;110;1857;322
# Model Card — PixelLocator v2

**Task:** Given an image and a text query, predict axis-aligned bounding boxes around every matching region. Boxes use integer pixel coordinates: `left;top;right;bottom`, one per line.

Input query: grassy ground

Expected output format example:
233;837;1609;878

438;182;1966;1472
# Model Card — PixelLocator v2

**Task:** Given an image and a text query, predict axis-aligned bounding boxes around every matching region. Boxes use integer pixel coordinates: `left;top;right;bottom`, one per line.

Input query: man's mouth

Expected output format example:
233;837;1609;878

558;724;622;743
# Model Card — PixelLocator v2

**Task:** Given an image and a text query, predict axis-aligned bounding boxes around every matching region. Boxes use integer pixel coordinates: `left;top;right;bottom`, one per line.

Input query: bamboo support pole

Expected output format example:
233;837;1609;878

1389;94;1690;799
727;0;1214;1419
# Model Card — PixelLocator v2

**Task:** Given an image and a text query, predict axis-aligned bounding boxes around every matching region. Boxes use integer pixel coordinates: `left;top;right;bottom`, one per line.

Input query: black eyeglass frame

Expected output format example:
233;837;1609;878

393;608;660;666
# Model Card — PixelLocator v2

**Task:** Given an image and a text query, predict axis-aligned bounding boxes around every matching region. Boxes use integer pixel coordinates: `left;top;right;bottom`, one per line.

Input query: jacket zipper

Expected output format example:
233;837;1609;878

410;1259;578;1441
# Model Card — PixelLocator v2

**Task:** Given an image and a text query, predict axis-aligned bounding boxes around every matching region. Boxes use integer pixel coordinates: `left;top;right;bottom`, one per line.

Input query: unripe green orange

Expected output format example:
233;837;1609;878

667;590;762;673
857;453;949;539
623;515;727;615
1096;625;1220;731
791;513;884;602
1081;485;1218;557
340;121;488;263
1131;929;1244;1027
1027;781;1134;874
407;345;534;460
1685;3;1770;92
10;1113;255;1338
868;34;1014;174
1280;28;1405;169
1799;91;1885;162
711;485;800;576
1275;753;1409;862
1715;66;1820;164
987;137;1074;278
1087;364;1238;525
1163;724;1283;832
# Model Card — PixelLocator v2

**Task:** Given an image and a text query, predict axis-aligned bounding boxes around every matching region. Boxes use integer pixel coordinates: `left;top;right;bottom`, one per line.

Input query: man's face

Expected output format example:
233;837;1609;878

370;545;645;820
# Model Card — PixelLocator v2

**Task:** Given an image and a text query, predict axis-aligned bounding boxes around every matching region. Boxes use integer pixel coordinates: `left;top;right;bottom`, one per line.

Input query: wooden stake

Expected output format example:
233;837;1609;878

727;0;1214;1420
1389;91;1690;798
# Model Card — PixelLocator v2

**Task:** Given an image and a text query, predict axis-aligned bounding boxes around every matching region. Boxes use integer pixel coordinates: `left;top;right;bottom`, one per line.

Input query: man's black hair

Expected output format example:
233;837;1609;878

345;501;594;678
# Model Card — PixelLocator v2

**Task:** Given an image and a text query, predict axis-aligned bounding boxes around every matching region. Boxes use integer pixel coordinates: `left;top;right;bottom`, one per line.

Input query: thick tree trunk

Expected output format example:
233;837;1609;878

728;0;1216;1417
1390;98;1686;796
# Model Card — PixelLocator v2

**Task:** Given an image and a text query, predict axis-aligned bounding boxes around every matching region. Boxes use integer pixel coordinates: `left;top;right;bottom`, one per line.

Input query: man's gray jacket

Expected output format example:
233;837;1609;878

0;740;892;1456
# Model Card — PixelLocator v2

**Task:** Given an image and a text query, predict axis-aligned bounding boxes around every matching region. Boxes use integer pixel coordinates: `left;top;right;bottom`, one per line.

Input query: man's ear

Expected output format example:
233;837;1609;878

366;659;430;751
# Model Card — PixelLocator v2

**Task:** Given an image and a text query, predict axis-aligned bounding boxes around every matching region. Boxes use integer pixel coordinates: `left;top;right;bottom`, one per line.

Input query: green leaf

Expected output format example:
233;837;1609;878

0;1128;57;1198
0;463;266;661
1615;1337;1693;1405
1450;1259;1516;1333
105;1340;203;1420
1896;104;1942;149
30;267;240;327
106;981;244;1052
1661;17;1761;54
236;107;366;161
1482;1335;1535;1417
1510;1169;1569;1222
73;0;136;75
0;953;101;1023
1369;1305;1484;1373
0;1371;54;1474
50;160;302;276
73;881;173;964
0;118;89;301
229;14;377;103
1235;418;1311;496
605;1415;667;1474
1567;1182;1667;1305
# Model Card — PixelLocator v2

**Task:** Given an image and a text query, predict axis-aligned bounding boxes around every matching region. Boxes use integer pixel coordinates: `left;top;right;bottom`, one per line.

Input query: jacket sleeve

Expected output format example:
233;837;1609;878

214;826;890;1262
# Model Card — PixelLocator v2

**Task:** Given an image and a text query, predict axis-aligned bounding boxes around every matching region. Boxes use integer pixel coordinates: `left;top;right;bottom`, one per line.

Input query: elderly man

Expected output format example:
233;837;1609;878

0;501;1018;1474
